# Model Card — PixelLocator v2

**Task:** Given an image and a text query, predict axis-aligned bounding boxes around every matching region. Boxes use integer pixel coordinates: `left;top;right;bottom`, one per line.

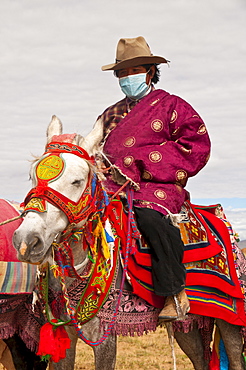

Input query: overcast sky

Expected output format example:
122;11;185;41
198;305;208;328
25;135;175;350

0;0;245;238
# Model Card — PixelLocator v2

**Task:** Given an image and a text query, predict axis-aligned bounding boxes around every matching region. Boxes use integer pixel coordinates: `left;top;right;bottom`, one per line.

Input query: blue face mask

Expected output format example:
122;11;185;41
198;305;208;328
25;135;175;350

119;72;150;100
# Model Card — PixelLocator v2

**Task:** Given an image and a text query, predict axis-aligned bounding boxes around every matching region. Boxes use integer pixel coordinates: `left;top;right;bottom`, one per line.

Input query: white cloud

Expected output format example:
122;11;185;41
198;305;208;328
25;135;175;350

223;208;246;241
0;0;245;203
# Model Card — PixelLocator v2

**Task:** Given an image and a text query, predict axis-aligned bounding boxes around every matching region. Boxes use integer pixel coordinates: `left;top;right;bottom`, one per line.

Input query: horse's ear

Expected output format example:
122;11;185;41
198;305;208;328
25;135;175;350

46;115;63;143
79;118;104;155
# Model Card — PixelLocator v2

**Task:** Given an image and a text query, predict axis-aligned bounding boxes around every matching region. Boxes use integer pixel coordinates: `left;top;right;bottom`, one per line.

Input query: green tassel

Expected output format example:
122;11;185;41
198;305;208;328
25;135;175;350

41;354;51;362
88;252;95;263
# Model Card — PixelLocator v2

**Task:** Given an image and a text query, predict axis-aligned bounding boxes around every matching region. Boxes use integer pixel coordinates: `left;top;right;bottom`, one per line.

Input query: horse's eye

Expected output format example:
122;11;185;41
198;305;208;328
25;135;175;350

71;179;82;186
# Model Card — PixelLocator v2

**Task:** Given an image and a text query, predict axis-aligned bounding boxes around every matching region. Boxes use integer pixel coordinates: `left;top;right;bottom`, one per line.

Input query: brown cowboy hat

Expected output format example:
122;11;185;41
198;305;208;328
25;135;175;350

101;36;169;71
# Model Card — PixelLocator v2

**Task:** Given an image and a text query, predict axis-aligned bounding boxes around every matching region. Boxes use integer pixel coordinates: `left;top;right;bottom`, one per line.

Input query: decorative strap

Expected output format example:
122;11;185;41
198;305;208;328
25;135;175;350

23;180;95;224
69;186;135;346
45;142;94;162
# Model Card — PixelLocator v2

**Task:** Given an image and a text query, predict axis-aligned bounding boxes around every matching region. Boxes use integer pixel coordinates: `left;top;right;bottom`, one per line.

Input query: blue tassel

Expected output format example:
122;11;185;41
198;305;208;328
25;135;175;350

102;189;110;206
105;229;114;243
219;338;229;370
91;174;97;196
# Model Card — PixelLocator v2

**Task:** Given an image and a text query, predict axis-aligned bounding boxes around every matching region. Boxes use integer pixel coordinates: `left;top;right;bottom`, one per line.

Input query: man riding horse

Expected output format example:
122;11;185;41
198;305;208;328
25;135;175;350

98;36;211;322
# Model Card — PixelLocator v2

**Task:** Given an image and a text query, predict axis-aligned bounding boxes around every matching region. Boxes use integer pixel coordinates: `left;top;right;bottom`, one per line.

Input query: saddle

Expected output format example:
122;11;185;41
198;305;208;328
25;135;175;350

107;199;246;326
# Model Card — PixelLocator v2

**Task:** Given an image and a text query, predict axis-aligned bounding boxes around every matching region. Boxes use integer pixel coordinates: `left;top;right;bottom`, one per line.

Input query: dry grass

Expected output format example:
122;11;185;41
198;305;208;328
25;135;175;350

0;327;194;369
74;327;193;369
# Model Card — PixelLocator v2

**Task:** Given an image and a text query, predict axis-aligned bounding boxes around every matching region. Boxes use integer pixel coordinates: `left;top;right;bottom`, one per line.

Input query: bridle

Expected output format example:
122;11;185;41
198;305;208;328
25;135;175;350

22;141;102;225
21;139;135;349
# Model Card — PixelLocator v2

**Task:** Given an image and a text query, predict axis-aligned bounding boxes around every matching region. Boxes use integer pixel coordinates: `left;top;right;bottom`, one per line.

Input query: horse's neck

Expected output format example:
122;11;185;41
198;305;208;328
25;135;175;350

70;238;88;274
47;236;88;290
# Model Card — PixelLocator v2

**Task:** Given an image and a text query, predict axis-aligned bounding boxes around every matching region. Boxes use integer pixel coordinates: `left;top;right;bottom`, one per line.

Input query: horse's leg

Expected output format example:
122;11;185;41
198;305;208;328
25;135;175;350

52;318;117;370
52;326;78;370
92;334;117;370
0;340;15;370
216;319;246;370
173;323;209;370
81;317;117;370
3;334;48;370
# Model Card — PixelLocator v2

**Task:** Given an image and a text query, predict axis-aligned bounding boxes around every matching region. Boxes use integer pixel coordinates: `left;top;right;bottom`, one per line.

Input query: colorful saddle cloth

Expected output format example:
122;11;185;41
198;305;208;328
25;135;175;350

0;199;37;294
0;200;44;351
112;199;246;326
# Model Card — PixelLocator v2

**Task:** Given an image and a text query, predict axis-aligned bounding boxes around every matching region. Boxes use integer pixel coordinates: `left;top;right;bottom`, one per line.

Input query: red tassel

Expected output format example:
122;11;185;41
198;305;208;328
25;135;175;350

37;321;71;363
209;342;220;369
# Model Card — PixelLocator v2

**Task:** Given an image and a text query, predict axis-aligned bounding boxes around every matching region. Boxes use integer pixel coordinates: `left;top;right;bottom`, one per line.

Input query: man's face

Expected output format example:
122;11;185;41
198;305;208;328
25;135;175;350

117;66;147;78
117;65;155;85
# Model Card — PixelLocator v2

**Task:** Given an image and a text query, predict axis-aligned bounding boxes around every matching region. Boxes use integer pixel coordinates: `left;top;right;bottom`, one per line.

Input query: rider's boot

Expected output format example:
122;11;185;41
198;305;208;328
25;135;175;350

158;289;190;322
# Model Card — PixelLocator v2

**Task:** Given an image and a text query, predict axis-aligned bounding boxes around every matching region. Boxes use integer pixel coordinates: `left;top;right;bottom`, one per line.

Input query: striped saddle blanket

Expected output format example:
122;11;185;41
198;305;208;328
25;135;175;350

118;200;246;326
0;199;37;294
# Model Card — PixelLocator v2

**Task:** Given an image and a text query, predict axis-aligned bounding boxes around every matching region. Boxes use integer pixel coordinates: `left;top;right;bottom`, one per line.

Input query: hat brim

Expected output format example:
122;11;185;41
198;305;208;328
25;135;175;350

101;55;168;71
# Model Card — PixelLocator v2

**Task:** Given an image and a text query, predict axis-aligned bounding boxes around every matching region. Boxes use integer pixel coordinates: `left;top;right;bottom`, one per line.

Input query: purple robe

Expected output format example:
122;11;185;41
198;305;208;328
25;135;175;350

103;89;211;214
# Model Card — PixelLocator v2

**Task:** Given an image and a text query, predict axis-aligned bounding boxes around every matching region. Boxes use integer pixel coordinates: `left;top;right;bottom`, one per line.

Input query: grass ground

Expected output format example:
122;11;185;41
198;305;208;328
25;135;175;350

0;327;194;369
74;326;193;369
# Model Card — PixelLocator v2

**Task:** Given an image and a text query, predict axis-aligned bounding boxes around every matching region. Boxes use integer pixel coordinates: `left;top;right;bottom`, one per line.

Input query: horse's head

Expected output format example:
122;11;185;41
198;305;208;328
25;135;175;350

13;115;104;264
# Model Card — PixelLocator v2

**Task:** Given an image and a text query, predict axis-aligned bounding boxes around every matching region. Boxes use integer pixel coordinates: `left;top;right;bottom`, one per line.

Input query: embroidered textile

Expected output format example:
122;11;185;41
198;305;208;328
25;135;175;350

0;199;44;349
102;89;211;215
98;289;160;336
116;199;246;325
53;236;119;325
45;197;246;337
0;294;46;351
182;204;246;326
183;203;244;297
0;262;37;294
47;267;160;337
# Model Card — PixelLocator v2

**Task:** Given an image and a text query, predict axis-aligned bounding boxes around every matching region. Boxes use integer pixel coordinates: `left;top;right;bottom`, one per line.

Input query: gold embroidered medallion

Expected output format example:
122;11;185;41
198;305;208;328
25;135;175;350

123;156;134;167
176;170;188;182
142;170;153;180
150;119;164;132
149;151;162;163
170;110;178;123
197;124;207;135
154;189;167;200
123;136;136;147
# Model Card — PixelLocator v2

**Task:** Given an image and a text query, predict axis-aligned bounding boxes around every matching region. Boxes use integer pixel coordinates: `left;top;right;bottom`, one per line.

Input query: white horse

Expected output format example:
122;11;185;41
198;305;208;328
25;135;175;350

13;116;246;370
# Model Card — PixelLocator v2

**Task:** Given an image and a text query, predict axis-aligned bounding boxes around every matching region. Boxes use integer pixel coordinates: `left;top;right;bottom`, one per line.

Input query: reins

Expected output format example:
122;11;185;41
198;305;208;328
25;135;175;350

110;179;130;199
0;212;25;226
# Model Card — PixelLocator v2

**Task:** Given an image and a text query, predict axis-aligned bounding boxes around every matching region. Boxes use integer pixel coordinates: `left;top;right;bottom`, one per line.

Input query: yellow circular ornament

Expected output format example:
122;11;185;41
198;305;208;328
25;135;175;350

36;155;65;181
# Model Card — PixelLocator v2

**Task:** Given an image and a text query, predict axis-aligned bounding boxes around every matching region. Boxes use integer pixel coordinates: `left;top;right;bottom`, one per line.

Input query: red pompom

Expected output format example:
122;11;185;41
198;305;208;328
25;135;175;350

37;321;71;363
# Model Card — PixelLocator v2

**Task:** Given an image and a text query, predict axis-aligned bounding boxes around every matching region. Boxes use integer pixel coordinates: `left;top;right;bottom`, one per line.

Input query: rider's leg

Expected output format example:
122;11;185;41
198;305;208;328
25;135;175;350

134;207;189;321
